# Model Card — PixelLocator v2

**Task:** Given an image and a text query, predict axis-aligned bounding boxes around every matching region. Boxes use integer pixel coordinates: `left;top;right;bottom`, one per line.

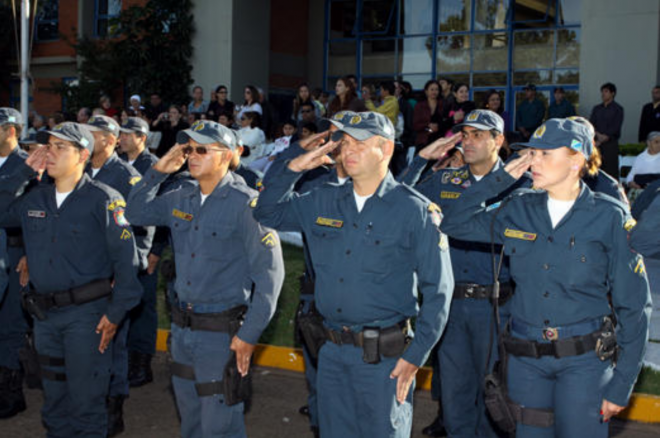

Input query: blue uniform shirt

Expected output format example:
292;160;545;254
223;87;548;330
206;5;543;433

119;149;158;175
400;155;530;285
441;167;652;406
0;164;142;324
125;169;285;345
233;163;260;190
254;167;454;367
89;152;154;270
630;182;660;259
583;169;628;204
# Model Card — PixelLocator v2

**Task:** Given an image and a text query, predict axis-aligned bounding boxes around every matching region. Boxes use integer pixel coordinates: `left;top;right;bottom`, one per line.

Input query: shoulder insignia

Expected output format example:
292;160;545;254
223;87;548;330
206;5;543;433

250;197;258;208
504;228;537;241
261;232;278;247
441;172;452;184
486;201;502;212
439;233;449;251
120;229;132;240
27;210;46;218
316;217;344;228
451;177;463;185
624;218;637;232
428;203;443;228
113;209;130;227
108;199;127;211
129;176;142;186
440;191;461;199
634;257;646;275
172;209;193;221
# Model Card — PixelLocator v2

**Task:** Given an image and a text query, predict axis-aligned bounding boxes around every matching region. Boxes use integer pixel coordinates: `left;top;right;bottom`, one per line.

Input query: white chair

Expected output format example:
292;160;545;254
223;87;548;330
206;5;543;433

619;155;637;184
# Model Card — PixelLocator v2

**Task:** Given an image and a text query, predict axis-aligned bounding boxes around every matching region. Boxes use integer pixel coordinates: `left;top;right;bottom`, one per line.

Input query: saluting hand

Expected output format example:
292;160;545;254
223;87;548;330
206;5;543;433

418;132;462;161
299;130;331;151
230;336;255;377
504;151;533;179
96;315;118;354
288;140;339;173
25;146;47;172
153;143;188;174
390;358;419;404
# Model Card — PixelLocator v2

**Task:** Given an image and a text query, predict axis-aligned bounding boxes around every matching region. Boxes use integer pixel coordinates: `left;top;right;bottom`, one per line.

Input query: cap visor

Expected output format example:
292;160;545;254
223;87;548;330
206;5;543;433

119;127;136;133
176;129;216;145
509;140;561;151
452;122;498;133
37;130;80;145
339;127;373;141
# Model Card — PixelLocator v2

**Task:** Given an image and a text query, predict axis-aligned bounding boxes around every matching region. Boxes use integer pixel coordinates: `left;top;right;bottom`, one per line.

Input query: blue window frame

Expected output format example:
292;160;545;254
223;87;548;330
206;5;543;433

34;0;59;42
324;0;581;119
94;0;122;38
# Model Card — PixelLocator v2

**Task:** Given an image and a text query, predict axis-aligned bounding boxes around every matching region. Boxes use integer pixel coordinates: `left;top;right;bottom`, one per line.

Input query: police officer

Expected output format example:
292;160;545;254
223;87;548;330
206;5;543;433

86;114;151;436
441;118;652;437
0;108;31;419
0;122;142;436
630;181;660;258
254;111;454;438
230;139;261;190
401;109;527;437
125;120;285;437
118;116;162;388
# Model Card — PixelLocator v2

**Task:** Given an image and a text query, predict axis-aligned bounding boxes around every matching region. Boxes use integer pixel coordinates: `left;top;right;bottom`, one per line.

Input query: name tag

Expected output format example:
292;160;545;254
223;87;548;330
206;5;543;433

28;210;46;218
316;217;344;228
172;209;193;221
440;191;461;199
504;228;537;241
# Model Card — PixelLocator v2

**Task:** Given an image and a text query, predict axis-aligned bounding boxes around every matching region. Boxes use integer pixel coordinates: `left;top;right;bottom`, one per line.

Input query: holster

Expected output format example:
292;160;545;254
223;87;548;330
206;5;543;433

483;371;516;434
595;316;618;363
297;305;327;360
18;331;43;390
21;289;47;321
223;352;252;406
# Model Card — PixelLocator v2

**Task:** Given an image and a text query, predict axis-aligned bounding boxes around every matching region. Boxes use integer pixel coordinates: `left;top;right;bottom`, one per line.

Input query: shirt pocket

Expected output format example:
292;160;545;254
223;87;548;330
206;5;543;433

361;232;401;282
503;238;536;273
201;224;235;262
309;227;342;268
566;240;608;288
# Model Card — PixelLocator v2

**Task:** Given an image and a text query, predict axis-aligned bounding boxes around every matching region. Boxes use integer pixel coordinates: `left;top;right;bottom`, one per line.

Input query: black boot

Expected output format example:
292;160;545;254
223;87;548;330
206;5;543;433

0;367;26;419
107;395;126;437
128;352;153;388
422;413;447;437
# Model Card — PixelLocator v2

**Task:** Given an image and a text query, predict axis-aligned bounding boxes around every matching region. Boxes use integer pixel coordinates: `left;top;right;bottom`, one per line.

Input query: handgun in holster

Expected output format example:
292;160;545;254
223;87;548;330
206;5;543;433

21;287;47;321
297;303;327;360
595;316;618;363
223;352;252;406
18;331;43;390
483;366;517;434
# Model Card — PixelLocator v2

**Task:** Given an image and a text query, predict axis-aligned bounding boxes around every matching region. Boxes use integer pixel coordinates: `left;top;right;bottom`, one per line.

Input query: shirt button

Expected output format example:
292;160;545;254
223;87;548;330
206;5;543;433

339;278;344;283
544;319;550;325
547;236;553;243
191;253;195;258
187;281;191;286
194;226;199;231
543;291;550;298
463;269;468;274
336;308;342;313
543;263;549;270
345;249;351;255
52;237;56;243
353;223;358;229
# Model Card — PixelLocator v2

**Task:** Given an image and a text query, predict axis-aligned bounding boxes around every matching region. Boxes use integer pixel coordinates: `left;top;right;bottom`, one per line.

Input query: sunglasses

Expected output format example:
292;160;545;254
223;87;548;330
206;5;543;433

301;110;313;113
182;145;227;155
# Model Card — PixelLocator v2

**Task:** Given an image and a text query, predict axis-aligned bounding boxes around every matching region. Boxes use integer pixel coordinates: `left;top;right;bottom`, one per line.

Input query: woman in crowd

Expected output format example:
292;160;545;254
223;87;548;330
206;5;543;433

99;95;118;119
207;85;235;121
292;83;322;122
152;105;190;157
236;85;263;121
187;85;209;115
483;89;510;133
237;111;266;165
327;76;366;118
412;79;443;150
439;83;476;137
441;118;651;438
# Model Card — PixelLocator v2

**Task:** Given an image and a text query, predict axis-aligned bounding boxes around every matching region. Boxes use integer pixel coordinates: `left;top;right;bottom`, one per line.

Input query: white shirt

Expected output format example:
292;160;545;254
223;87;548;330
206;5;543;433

55;190;73;208
337;176;350;185
237;103;263;120
200;193;209;206
0;156;7;170
473;174;485;182
354;191;373;213
128;159;136;166
547;197;575;228
91;168;101;178
626;149;660;183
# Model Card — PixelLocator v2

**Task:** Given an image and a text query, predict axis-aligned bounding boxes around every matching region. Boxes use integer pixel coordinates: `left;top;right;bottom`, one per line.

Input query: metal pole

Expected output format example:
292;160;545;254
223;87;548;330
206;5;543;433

20;0;30;138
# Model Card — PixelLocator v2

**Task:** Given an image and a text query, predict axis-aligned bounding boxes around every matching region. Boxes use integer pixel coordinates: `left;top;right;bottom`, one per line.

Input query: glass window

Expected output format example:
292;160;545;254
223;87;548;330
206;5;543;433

361;0;396;35
554;69;579;85
398;37;433;74
399;0;434;34
400;73;432;90
473;72;508;87
436;35;471;74
438;0;471;32
513;70;553;86
557;0;581;26
556;29;580;68
513;0;554;28
438;73;470;87
474;0;508;30
328;41;357;77
35;0;59;42
564;89;580;113
515;89;550;113
329;0;358;38
362;39;397;75
513;30;554;70
96;0;122;37
472;32;508;71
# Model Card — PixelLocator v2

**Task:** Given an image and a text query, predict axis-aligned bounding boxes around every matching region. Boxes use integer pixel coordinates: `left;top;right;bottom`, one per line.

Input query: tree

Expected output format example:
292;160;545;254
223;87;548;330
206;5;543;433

53;0;194;111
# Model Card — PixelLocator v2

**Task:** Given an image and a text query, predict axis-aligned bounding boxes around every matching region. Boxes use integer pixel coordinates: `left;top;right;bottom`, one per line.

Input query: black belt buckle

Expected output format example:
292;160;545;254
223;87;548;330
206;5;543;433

464;284;476;298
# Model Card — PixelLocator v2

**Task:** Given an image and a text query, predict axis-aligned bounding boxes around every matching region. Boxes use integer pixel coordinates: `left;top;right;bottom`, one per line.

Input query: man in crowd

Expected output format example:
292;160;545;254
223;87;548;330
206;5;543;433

548;87;576;119
638;85;660;142
126;120;284;437
365;81;400;128
590;82;624;179
299;102;320;131
145;93;168;123
516;84;546;140
77;107;92;124
0;121;142;436
254;111;453;437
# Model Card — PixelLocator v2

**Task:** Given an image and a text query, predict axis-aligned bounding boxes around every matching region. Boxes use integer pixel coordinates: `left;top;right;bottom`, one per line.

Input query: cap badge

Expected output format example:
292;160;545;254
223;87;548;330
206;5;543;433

532;125;546;139
54;123;64;131
349;115;362;125
8;116;16;123
570;139;582;151
467;112;479;122
193;121;205;131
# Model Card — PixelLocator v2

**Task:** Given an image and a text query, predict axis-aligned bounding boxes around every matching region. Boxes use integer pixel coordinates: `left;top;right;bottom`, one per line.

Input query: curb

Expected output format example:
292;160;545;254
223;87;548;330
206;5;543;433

156;329;660;424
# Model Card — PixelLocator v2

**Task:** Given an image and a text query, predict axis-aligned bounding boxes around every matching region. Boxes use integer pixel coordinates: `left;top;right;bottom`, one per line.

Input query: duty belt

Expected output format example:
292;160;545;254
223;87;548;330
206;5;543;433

28;278;112;311
171;304;247;332
326;320;410;347
453;282;512;300
503;327;601;359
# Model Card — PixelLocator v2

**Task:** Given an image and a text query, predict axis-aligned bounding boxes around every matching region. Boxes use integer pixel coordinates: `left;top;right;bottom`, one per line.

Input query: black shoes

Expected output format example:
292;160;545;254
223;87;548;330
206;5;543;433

299;405;310;417
107;395;126;437
0;367;26;419
128;352;153;388
422;414;447;437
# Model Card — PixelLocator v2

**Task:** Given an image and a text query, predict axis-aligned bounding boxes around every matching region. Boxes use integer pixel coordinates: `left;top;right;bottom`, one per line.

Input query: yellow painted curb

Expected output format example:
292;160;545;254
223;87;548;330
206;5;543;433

155;329;660;423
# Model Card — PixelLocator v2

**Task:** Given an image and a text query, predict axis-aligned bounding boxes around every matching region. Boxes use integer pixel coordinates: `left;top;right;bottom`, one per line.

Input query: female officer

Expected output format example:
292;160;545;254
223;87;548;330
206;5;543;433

441;118;652;437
